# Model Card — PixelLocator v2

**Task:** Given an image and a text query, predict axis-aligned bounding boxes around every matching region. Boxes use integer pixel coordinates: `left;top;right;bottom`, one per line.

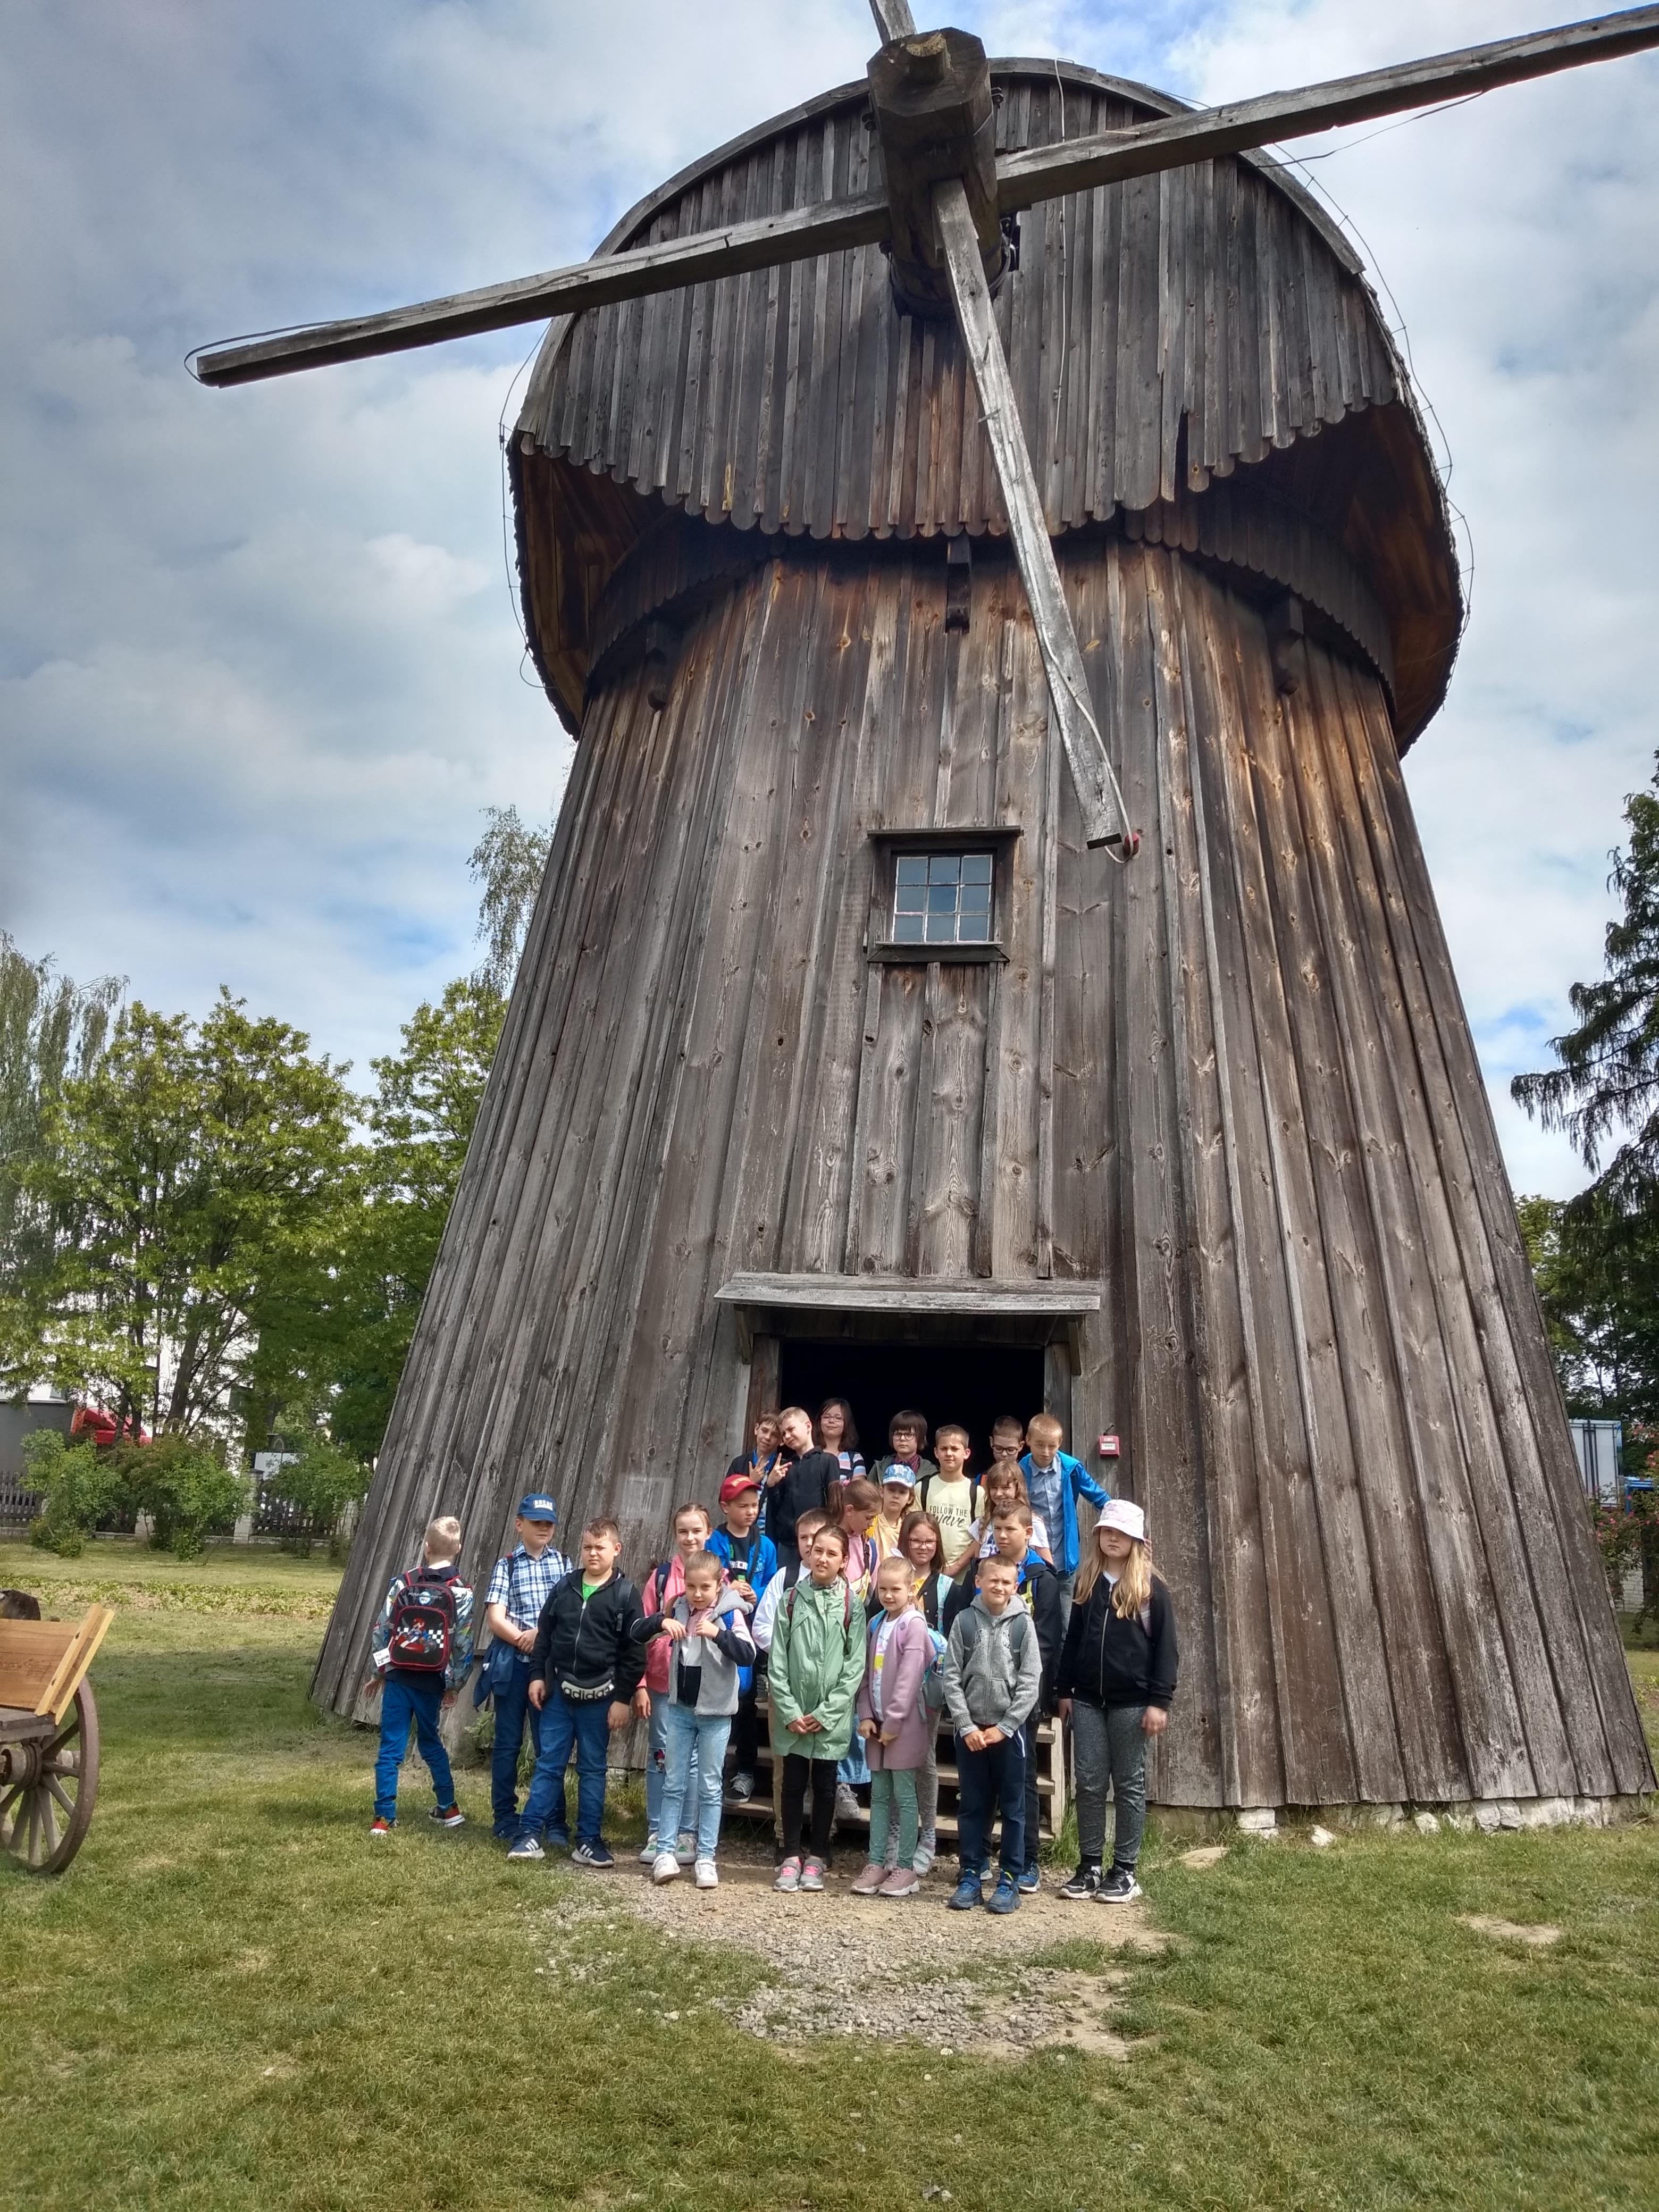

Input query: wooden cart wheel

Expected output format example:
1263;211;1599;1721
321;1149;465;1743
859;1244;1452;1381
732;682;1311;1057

0;1680;100;1875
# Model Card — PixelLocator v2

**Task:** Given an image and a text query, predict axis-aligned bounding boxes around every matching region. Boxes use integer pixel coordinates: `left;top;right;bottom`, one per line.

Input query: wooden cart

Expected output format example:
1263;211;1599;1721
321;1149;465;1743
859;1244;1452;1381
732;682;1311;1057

0;1590;114;1874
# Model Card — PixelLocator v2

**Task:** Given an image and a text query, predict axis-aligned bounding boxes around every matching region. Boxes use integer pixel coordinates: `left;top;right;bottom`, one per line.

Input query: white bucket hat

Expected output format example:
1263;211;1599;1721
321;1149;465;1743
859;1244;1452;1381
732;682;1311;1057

1099;1497;1146;1543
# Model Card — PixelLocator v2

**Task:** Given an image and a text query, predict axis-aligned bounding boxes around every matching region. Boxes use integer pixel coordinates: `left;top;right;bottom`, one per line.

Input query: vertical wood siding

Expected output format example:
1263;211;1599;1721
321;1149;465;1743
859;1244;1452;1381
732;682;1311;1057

314;540;1653;1806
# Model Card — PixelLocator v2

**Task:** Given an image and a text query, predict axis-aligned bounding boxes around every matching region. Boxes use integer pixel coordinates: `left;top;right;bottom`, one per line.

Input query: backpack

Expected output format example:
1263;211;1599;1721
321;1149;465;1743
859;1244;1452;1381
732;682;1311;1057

387;1566;460;1673
921;1621;950;1713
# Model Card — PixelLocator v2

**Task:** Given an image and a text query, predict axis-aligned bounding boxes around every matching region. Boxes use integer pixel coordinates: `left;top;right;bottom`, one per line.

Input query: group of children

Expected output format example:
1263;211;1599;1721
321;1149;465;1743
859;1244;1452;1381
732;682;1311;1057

369;1406;1178;1912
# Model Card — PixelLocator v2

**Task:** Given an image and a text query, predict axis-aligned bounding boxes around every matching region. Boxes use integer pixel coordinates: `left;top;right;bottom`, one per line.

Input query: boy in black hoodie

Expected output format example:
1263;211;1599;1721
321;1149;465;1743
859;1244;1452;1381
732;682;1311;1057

761;1406;841;1556
944;1500;1063;1891
508;1517;644;1868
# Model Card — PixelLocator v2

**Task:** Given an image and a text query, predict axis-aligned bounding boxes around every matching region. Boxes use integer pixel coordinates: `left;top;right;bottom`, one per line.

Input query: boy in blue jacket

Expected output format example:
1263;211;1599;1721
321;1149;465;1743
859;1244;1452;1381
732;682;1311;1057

1021;1413;1111;1624
708;1470;777;1800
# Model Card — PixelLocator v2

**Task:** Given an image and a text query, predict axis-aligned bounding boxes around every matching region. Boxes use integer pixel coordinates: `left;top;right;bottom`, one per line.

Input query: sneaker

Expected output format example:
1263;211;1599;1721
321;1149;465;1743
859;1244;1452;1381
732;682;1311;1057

986;1872;1021;1915
651;1850;680;1885
369;1816;393;1839
1017;1864;1041;1895
879;1867;920;1899
774;1856;802;1892
429;1804;465;1829
834;1783;861;1826
1097;1866;1143;1904
948;1873;984;1911
694;1859;719;1890
570;1840;615;1870
638;1835;661;1863
729;1771;756;1802
850;1862;887;1897
799;1857;826;1891
915;1839;936;1876
506;1836;544;1862
1059;1860;1103;1900
674;1833;697;1865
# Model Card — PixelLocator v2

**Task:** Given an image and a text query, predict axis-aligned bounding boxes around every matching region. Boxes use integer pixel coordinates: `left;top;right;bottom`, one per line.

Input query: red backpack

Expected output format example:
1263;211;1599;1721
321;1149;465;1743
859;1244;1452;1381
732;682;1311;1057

387;1566;460;1673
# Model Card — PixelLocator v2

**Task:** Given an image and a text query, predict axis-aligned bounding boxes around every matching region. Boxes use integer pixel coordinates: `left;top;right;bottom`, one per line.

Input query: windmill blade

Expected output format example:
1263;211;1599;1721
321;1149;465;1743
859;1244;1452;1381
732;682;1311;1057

933;177;1134;856
193;185;890;388
868;1;917;38
998;3;1659;211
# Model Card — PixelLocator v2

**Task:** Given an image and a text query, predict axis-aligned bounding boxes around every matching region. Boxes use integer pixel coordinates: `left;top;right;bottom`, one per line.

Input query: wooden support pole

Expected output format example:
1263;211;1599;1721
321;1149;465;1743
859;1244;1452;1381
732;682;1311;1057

998;4;1659;211
934;177;1133;852
867;0;917;39
192;188;890;387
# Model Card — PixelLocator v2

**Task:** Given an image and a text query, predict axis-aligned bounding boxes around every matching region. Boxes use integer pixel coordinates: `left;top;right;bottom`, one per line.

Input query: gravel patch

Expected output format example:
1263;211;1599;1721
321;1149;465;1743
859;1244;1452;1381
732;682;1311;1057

529;1835;1164;2056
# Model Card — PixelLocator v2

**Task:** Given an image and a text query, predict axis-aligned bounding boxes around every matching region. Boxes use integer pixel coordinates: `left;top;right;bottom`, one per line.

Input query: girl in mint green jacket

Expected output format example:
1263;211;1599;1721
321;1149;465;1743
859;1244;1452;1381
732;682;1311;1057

769;1522;866;1890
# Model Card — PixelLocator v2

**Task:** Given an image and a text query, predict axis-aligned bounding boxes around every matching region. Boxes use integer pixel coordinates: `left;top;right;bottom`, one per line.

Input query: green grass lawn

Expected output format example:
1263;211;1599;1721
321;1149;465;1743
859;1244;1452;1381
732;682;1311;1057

3;1547;1657;2211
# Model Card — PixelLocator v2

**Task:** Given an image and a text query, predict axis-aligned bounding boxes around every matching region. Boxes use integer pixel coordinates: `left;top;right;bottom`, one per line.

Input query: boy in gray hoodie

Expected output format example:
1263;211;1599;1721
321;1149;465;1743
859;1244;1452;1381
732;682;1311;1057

942;1553;1041;1914
631;1548;753;1888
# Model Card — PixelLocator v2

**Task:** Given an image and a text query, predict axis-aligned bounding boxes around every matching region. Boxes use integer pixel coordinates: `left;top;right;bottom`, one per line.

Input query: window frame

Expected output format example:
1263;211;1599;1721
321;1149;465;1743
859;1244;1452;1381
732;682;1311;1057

865;826;1021;966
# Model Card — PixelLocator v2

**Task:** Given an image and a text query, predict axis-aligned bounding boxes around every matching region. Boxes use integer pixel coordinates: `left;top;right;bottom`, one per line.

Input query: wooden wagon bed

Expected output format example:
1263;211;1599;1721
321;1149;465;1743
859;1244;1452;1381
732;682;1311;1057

0;1598;114;1874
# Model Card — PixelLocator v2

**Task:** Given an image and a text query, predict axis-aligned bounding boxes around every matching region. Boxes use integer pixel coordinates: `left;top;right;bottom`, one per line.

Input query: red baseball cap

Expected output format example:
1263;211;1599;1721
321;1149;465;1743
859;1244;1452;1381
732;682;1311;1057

719;1471;761;1503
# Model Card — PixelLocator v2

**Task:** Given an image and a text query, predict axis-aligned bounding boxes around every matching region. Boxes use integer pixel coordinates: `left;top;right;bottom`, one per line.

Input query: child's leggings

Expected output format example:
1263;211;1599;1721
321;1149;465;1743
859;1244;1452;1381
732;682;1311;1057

882;1733;939;1864
867;1766;920;1869
1070;1699;1149;1869
779;1753;837;1862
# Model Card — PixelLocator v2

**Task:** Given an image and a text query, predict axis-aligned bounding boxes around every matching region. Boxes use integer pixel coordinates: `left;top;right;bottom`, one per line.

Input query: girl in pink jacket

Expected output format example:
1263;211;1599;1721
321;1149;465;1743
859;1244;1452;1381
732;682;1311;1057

850;1555;936;1899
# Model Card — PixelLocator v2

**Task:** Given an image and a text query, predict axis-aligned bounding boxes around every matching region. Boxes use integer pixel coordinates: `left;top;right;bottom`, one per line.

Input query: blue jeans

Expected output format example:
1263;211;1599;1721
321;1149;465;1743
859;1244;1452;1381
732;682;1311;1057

657;1703;732;1861
518;1687;610;1844
647;1688;700;1843
490;1654;546;1835
954;1728;1027;1876
837;1735;870;1787
374;1672;455;1821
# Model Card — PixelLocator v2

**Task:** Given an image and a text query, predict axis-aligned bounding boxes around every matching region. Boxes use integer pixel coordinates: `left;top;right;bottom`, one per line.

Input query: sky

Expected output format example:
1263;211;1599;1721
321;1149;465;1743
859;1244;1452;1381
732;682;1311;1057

3;0;1656;1195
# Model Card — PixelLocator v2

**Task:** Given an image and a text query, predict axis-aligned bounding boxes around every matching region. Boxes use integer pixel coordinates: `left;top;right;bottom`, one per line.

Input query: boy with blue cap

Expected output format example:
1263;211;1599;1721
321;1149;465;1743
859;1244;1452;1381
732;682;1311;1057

482;1492;572;1842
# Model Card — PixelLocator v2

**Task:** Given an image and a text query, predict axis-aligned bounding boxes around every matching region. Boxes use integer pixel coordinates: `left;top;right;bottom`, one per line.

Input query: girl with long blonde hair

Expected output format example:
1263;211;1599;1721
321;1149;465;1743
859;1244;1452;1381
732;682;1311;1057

1055;1499;1177;1904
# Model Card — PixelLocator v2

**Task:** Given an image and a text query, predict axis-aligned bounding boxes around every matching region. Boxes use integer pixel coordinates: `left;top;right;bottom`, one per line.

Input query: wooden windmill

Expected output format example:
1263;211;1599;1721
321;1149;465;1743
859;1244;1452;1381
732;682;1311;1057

199;4;1659;1816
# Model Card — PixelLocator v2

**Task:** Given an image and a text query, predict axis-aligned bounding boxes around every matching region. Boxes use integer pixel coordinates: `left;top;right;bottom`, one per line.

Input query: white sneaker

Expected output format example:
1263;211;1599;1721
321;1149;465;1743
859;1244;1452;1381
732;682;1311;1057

651;1850;680;1884
693;1859;719;1889
674;1832;697;1865
835;1784;861;1825
638;1835;660;1863
914;1843;936;1876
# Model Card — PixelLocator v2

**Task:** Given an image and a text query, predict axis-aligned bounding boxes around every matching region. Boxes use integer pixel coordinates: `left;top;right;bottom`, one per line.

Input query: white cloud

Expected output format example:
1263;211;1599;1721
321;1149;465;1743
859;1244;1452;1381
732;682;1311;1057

2;0;1655;1197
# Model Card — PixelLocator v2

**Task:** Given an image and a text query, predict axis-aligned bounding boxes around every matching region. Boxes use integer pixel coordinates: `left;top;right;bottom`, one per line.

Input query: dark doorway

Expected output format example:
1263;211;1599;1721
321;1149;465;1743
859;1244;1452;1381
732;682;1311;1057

778;1337;1047;1473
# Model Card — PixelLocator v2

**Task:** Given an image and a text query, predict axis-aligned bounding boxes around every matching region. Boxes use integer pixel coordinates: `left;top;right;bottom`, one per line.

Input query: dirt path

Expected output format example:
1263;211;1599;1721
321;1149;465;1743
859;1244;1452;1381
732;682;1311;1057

532;1837;1166;2056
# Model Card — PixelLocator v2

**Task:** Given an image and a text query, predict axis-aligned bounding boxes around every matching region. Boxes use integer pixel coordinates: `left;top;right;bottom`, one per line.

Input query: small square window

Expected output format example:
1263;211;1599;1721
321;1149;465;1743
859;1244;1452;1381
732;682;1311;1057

890;849;997;945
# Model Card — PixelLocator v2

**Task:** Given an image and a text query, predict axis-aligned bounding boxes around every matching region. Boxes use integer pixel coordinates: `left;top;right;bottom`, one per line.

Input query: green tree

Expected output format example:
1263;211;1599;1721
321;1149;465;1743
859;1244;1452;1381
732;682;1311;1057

0;935;122;1391
1516;1191;1659;1420
31;991;357;1437
1514;755;1659;1425
467;803;550;995
1513;755;1659;1206
323;976;505;1461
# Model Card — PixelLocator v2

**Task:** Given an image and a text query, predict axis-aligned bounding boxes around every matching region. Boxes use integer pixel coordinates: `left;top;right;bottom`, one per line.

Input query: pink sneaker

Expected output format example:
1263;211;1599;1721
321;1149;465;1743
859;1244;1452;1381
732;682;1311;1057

879;1866;920;1899
850;1862;886;1896
799;1857;826;1892
774;1856;802;1892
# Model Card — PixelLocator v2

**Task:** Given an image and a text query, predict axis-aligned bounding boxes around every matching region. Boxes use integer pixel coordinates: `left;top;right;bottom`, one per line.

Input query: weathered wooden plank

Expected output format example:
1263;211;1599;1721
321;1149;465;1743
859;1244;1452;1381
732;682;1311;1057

994;10;1659;214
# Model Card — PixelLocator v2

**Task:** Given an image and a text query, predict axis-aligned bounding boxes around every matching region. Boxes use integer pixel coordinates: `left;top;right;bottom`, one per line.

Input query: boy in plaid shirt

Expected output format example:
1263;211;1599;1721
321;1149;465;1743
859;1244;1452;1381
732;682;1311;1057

483;1492;572;1841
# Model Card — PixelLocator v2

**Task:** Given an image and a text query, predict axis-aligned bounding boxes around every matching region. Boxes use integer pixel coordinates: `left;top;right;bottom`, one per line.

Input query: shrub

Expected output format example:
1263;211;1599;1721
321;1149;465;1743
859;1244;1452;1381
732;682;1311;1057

117;1435;248;1560
20;1429;127;1555
271;1437;371;1557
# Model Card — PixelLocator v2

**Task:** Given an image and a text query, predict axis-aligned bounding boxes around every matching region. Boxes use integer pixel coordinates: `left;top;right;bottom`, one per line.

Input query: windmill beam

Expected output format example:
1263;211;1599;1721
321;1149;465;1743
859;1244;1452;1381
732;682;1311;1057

998;4;1659;210
867;0;917;39
192;187;891;387
934;177;1132;854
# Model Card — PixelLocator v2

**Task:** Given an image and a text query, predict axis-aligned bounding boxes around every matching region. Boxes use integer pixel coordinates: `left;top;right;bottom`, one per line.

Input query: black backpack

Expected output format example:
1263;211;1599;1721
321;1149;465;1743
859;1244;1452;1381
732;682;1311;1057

386;1566;460;1673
